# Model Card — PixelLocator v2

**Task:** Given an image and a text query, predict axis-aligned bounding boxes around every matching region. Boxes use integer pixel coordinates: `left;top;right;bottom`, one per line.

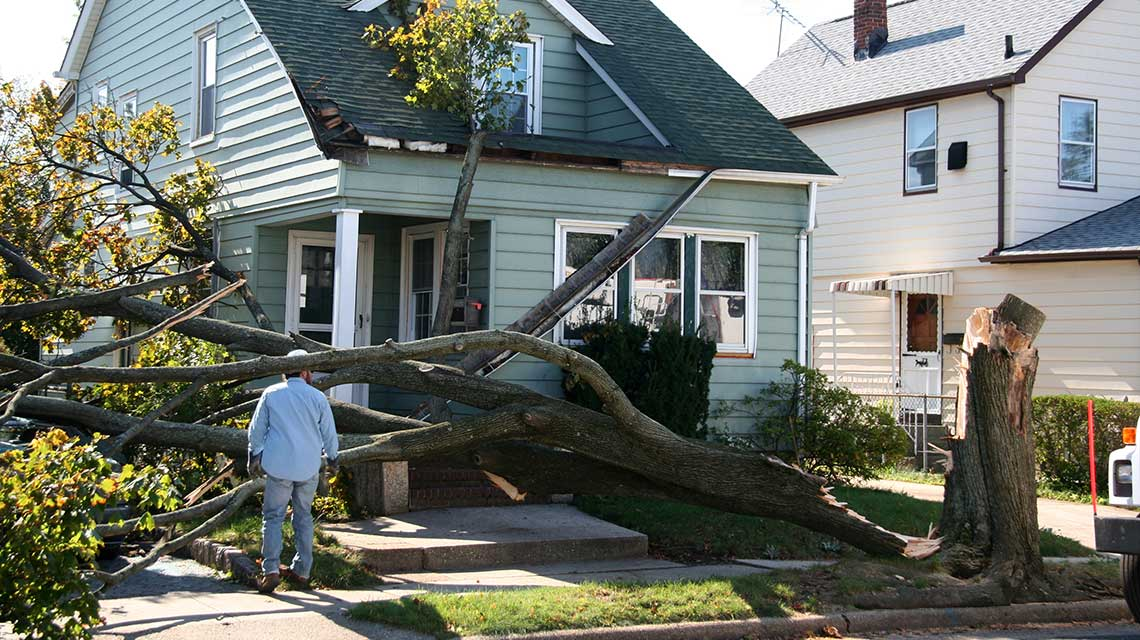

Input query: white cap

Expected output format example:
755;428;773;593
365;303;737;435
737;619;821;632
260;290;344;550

286;349;309;358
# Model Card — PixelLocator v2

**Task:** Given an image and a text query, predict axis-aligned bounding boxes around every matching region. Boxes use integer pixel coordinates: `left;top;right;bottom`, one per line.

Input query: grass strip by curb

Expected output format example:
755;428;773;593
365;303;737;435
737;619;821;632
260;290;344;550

460;600;1130;640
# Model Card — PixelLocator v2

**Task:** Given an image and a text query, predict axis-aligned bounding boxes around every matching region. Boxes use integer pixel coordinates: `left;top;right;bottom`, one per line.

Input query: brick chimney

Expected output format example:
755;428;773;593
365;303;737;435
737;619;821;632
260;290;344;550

854;0;889;59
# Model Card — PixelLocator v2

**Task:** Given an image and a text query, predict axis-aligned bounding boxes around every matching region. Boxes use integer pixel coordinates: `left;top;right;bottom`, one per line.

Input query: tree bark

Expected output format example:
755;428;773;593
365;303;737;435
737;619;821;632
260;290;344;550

941;295;1046;590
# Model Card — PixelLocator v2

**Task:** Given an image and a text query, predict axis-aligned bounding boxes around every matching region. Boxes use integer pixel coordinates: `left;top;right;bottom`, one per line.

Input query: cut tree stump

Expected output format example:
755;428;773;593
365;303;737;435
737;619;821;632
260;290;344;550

941;295;1047;590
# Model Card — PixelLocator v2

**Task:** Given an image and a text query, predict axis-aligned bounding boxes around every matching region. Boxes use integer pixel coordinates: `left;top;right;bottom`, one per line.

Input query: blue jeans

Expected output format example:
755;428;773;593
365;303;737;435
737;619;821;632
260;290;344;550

262;473;319;579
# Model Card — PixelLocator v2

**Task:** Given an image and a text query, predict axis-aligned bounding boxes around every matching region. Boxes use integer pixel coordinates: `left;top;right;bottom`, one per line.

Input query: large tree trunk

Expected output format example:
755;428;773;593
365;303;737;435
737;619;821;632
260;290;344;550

941;295;1046;591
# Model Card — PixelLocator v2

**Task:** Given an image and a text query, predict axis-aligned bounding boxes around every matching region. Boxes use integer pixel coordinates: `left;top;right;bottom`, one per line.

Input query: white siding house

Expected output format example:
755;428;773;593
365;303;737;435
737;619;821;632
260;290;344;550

750;0;1140;400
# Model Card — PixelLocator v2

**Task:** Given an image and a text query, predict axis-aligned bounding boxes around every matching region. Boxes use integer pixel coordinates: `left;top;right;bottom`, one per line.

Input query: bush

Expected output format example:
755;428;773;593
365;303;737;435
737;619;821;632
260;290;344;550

722;360;910;482
563;322;716;439
1034;395;1140;492
0;430;177;640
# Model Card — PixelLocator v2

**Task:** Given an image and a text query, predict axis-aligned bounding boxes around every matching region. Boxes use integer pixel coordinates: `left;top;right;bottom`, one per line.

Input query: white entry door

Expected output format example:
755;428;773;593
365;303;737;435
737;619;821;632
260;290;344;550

285;230;375;405
900;292;942;414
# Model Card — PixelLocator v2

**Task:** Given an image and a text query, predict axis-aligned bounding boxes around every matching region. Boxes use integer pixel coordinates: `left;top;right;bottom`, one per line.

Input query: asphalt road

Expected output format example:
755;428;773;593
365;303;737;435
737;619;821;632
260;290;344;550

849;622;1140;639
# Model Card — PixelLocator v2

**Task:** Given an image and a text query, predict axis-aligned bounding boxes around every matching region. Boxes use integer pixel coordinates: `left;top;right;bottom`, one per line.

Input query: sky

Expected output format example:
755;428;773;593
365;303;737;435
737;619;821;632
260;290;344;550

0;0;853;87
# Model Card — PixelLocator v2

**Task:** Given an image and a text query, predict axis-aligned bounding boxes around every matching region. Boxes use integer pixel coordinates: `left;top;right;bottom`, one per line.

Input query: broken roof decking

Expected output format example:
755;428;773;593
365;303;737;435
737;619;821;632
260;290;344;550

748;0;1096;123
241;0;834;176
984;195;1140;263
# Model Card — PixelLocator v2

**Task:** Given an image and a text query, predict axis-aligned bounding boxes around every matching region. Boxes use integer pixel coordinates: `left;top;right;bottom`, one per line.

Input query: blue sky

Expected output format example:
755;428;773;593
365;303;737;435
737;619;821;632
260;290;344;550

0;0;853;87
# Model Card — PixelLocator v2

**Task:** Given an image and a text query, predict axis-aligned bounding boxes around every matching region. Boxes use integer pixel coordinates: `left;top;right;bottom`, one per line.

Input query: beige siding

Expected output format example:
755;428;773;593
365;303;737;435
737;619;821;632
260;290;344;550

796;90;1009;279
813;262;1140;400
1010;0;1140;244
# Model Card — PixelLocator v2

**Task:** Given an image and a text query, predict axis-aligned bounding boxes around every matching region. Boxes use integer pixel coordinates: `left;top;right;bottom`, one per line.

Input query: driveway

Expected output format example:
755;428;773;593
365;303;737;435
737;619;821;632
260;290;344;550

867;480;1135;551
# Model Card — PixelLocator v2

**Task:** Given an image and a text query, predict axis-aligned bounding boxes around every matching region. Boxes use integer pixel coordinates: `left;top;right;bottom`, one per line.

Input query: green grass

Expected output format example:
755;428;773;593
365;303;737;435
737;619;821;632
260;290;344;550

350;559;1119;638
576;487;1093;561
879;466;1108;506
210;512;379;590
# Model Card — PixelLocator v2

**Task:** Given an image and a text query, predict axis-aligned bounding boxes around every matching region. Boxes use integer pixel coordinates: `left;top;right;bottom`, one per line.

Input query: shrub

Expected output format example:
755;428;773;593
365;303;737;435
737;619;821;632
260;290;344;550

563;322;716;439
1034;395;1140;492
0;430;177;640
721;360;910;482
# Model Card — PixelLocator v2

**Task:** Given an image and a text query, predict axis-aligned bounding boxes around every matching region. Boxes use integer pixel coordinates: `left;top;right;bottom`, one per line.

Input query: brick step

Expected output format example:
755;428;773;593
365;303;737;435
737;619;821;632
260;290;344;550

323;505;648;573
409;469;491;484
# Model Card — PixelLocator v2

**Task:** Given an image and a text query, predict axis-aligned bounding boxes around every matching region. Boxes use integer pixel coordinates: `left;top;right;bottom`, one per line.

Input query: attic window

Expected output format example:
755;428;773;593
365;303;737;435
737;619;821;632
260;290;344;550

492;39;542;134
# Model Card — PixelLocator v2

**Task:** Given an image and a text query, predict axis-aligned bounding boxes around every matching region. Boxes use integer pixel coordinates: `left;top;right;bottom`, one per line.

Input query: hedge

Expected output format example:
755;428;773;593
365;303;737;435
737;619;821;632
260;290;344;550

1035;395;1140;492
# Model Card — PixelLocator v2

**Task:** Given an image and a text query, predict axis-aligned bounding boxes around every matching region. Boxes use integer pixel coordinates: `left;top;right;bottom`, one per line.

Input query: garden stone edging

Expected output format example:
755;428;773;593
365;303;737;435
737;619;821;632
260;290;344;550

467;599;1131;640
188;538;259;589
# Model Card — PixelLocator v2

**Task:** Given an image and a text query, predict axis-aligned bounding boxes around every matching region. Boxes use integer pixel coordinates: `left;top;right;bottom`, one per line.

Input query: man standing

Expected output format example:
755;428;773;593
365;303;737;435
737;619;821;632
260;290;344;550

248;349;339;593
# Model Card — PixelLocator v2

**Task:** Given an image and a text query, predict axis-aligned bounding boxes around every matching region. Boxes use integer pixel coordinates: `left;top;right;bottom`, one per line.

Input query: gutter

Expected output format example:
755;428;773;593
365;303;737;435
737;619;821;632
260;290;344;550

986;85;1007;252
797;181;819;366
981;249;1140;264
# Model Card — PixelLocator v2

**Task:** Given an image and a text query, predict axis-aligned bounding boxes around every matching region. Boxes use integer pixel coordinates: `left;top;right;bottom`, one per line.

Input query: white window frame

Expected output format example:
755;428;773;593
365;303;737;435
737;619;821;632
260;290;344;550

191;25;218;144
93;80;109;107
1059;96;1097;190
553;221;622;345
554;220;758;357
499;37;542;135
630;232;685;333
904;104;938;193
120;92;138;120
284;230;375;344
695;233;756;355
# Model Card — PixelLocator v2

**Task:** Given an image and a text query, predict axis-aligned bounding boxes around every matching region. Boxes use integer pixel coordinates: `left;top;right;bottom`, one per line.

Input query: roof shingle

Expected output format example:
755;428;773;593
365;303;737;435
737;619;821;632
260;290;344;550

994;195;1140;259
748;0;1093;122
242;0;835;175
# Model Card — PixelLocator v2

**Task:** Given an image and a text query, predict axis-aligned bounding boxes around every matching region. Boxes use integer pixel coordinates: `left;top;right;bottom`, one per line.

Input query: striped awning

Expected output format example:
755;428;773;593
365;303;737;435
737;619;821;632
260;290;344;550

829;271;954;297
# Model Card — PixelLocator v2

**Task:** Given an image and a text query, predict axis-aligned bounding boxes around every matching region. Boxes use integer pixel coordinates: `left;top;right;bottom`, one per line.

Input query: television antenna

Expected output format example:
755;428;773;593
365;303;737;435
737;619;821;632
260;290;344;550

767;1;844;63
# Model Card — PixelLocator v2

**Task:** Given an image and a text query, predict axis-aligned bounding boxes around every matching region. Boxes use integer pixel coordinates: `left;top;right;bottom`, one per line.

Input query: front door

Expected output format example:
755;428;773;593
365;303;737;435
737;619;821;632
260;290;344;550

901;292;942;414
285;230;375;405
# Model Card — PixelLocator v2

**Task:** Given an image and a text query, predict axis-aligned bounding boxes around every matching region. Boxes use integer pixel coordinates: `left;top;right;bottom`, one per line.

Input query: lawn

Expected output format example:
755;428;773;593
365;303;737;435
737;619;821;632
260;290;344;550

879;466;1107;506
350;559;1119;638
209;511;379;590
574;486;1092;561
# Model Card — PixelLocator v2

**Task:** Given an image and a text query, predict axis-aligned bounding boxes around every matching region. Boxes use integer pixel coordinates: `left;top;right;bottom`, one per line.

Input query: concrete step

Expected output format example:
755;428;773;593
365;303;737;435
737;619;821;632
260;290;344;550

322;504;648;573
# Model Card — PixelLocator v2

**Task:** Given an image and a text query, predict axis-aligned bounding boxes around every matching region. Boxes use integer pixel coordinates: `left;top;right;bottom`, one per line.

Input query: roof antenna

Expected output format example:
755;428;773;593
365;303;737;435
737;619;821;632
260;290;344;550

768;0;845;64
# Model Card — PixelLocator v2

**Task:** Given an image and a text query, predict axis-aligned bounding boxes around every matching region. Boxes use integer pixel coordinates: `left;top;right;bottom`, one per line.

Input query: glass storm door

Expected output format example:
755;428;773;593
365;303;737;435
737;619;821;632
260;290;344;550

286;231;374;404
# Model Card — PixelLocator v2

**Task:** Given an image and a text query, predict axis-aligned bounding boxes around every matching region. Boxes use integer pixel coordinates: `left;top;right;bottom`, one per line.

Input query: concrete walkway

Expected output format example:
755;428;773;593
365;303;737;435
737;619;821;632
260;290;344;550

866;479;1135;550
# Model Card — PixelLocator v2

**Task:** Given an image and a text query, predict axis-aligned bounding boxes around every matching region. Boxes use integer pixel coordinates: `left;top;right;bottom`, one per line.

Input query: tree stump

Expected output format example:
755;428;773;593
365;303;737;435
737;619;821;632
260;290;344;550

941;295;1046;592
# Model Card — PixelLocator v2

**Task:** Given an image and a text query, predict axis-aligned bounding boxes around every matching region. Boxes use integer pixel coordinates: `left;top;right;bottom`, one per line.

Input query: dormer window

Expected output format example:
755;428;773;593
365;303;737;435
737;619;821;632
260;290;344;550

494;38;542;134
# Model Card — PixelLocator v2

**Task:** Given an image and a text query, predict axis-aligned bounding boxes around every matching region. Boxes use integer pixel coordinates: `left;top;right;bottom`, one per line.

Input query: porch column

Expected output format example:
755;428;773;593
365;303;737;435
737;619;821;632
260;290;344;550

331;208;361;404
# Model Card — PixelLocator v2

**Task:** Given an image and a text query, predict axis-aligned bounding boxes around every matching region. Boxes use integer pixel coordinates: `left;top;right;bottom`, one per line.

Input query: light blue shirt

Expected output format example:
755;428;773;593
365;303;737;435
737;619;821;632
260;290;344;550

248;378;338;482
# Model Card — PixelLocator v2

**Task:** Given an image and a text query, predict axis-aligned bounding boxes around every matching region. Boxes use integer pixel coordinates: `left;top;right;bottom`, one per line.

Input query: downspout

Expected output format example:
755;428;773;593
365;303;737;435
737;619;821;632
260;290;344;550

986;86;1006;252
797;181;819;366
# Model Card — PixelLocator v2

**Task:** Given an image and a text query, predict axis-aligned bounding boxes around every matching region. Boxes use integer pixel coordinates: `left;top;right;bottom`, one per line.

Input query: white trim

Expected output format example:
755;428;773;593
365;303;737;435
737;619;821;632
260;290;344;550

553;222;622;345
904;104;938;193
540;0;613;45
345;0;613;46
530;36;544;135
695;233;757;355
575;41;669;147
56;0;109;81
667;168;844;186
398;222;449;342
630;231;685;332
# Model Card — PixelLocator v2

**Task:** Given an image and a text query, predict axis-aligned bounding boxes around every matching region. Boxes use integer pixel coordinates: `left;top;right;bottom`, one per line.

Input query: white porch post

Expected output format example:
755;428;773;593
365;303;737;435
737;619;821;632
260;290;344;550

331;208;361;404
890;290;899;389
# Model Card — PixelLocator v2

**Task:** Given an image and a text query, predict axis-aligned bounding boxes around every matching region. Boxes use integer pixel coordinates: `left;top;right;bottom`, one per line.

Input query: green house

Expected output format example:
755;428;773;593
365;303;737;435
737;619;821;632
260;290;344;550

57;0;837;509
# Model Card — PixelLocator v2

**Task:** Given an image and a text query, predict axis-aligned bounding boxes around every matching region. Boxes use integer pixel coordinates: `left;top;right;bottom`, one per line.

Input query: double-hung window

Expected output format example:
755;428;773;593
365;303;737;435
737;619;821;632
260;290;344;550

493;39;541;134
904;105;937;193
556;222;756;355
93;81;109;107
119;93;138;186
194;28;218;140
559;227;619;343
1059;97;1097;189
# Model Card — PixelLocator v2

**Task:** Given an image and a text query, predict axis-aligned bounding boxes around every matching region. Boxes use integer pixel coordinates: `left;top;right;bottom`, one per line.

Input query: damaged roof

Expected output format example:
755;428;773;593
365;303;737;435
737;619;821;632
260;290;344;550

748;0;1099;124
241;0;835;175
985;195;1140;263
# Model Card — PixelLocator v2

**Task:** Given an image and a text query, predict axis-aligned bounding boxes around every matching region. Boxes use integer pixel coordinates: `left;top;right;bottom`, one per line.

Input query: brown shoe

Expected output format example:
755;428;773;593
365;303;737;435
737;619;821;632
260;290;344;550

257;572;281;594
279;565;311;590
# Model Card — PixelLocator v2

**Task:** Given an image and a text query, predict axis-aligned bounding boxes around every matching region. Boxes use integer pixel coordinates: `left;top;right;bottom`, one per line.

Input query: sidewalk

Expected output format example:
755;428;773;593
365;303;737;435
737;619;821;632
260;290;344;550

866;479;1133;550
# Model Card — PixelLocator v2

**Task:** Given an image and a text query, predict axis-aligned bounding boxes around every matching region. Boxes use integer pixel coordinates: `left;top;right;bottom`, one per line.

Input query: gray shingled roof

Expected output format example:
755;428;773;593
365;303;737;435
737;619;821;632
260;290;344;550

243;0;835;175
993;195;1140;259
748;0;1093;122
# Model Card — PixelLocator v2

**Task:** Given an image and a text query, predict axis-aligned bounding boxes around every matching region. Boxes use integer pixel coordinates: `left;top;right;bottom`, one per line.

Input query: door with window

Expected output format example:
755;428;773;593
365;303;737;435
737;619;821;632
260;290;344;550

285;230;375;405
901;293;942;414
